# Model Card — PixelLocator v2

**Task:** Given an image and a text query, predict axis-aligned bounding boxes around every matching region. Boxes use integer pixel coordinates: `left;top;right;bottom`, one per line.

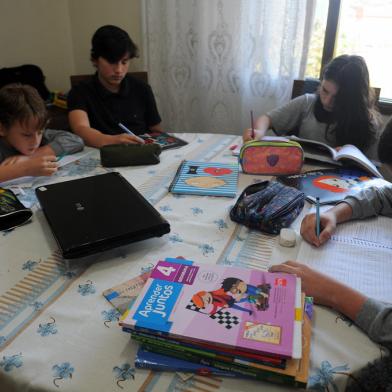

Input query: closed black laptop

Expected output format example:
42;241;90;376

35;172;170;259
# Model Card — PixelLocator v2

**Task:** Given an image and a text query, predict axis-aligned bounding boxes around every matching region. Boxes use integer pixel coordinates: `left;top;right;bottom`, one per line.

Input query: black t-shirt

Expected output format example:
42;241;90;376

67;73;161;135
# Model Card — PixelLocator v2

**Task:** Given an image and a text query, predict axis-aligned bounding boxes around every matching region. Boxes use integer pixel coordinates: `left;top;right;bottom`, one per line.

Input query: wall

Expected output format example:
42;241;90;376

68;0;144;82
0;0;74;91
0;0;143;92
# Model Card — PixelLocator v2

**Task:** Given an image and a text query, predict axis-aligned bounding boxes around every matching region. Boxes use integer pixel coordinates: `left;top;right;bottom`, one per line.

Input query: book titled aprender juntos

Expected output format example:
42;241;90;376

120;259;302;359
169;160;239;198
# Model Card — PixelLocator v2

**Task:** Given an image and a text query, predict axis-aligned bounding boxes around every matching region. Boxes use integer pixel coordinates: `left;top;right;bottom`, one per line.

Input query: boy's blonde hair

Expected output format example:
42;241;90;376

0;84;48;131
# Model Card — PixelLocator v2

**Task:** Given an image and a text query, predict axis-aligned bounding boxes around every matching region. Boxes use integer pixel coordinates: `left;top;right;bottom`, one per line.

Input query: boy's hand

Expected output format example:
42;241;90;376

300;211;337;247
104;133;145;145
23;155;58;177
242;128;265;143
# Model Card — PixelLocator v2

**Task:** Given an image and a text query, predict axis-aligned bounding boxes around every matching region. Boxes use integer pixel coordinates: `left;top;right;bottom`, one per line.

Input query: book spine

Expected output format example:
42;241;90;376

131;332;284;369
168;159;186;192
141;343;297;386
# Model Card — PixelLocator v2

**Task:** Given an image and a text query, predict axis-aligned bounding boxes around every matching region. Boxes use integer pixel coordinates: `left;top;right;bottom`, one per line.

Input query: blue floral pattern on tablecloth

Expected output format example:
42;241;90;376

77;280;96;296
0;353;23;371
102;308;121;328
37;317;57;336
308;360;350;391
52;362;74;387
113;363;135;388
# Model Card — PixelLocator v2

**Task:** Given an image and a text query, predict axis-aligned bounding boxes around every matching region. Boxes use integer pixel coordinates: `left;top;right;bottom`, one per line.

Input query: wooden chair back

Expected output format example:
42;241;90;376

70;71;148;87
291;79;380;101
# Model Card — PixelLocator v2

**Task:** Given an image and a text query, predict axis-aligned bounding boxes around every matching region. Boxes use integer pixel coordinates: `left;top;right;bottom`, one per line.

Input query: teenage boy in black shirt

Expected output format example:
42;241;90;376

68;25;162;148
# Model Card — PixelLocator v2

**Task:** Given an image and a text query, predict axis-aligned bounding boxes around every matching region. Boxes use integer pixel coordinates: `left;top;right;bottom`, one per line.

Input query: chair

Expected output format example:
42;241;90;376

70;71;148;88
291;79;380;101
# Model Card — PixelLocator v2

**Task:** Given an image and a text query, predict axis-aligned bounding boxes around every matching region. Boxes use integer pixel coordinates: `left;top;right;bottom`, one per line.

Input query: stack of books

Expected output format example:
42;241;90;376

116;258;312;388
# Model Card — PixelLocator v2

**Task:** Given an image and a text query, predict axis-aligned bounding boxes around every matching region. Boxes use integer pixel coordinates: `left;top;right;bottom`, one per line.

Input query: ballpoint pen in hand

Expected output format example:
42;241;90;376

250;110;255;139
118;123;145;143
315;197;321;238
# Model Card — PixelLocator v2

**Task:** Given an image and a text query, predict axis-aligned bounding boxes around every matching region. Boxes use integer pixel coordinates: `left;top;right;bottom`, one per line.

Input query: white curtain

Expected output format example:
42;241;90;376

142;0;315;134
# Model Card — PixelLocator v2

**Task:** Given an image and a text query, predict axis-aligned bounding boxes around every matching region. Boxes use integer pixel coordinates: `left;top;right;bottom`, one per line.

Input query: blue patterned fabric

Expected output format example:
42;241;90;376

230;181;305;234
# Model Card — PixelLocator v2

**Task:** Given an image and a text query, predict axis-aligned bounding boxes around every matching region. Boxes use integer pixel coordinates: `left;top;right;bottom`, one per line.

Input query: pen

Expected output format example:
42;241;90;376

56;153;66;162
315;197;320;238
118;123;145;143
250;110;255;139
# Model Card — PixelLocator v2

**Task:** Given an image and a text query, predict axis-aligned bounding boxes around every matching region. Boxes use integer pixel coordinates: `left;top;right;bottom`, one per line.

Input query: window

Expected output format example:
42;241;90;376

305;0;392;113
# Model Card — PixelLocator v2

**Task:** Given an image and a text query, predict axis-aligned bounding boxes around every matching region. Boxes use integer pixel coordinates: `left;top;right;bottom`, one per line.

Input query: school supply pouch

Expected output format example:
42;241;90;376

239;140;304;175
100;143;162;167
230;181;305;234
0;187;32;231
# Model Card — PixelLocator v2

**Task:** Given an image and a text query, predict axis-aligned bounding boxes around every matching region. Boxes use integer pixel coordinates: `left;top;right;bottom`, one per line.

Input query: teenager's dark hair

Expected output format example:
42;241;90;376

314;55;379;151
221;277;240;292
345;354;392;392
0;84;48;130
91;25;139;63
378;118;392;164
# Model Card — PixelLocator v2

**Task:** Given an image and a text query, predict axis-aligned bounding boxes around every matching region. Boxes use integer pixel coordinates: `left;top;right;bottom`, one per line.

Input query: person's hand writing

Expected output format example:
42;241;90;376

242;128;265;143
300;210;337;247
108;133;145;145
21;155;58;177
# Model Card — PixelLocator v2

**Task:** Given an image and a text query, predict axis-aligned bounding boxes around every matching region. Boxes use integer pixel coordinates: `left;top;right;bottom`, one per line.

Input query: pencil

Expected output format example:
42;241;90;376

250;110;255;139
315;197;320;238
118;123;144;143
56;153;66;162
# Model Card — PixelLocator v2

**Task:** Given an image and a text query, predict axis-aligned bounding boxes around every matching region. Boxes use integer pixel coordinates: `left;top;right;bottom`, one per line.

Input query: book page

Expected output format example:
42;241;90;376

296;216;392;302
335;144;382;178
289;136;337;160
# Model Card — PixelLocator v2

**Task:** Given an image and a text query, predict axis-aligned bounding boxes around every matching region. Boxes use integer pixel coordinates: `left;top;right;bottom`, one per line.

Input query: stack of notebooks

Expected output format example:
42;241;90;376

111;258;312;388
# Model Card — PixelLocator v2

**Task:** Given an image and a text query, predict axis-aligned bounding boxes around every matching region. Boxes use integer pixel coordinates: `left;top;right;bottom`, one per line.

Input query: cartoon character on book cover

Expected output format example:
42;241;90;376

122;260;298;358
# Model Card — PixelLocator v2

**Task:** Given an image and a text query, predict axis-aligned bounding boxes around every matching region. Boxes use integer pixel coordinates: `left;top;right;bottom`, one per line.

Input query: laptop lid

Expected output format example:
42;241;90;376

35;172;170;259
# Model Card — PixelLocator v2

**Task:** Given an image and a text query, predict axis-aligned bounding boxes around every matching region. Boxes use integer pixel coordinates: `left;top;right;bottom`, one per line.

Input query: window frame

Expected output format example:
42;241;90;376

320;0;392;115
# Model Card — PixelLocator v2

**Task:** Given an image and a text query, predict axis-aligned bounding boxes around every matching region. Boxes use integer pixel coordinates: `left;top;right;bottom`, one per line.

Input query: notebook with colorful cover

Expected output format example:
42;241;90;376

169;160;239;198
140;131;188;150
120;259;301;358
103;272;151;314
278;168;388;205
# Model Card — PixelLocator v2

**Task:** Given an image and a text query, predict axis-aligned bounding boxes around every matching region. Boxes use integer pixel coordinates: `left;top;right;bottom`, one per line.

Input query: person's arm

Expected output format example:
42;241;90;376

68;110;143;148
301;183;392;247
149;123;163;132
0;155;58;182
270;261;392;349
36;129;84;157
300;202;353;247
242;115;271;142
269;261;366;321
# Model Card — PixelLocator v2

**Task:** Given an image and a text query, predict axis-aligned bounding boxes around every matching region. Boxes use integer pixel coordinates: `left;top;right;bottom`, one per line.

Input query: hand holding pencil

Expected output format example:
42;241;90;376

300;208;338;247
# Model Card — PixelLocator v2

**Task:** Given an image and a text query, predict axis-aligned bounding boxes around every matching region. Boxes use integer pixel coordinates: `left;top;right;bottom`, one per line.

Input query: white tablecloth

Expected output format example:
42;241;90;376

0;133;384;392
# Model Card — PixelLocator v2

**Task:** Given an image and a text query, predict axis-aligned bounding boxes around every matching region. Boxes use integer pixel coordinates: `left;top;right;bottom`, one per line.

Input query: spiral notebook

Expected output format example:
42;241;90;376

169;160;239;198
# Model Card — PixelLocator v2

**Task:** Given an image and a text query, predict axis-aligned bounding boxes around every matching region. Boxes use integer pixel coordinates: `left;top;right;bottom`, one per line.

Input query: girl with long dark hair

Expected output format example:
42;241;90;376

243;55;380;159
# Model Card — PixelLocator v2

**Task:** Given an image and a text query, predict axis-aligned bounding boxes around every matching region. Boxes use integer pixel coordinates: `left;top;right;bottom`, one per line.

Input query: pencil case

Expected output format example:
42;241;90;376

230;181;305;234
100;143;162;167
239;140;304;175
0;187;32;231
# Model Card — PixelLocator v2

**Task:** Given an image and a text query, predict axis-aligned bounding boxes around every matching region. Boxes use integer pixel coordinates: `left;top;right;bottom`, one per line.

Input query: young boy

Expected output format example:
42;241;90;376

68;25;162;148
0;84;84;183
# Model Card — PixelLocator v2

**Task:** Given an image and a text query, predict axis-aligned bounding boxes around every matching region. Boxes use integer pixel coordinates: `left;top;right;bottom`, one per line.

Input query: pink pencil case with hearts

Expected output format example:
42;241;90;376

239;140;304;175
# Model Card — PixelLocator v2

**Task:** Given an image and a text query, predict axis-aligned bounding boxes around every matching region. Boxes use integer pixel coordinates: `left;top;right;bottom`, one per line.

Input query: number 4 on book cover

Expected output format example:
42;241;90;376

120;260;301;359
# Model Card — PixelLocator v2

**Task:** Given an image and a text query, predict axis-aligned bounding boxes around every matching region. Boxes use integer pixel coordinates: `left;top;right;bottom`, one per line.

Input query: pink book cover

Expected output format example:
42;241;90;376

120;260;298;358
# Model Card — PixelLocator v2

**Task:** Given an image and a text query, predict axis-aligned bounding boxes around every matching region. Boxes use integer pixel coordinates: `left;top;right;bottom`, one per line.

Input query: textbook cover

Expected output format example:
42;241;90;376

140;131;188;150
278;168;388;205
169;160;239;198
133;296;312;388
120;259;301;358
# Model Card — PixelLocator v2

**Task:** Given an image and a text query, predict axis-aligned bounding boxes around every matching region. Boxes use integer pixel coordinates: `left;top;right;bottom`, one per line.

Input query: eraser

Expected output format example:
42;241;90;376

279;228;296;247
